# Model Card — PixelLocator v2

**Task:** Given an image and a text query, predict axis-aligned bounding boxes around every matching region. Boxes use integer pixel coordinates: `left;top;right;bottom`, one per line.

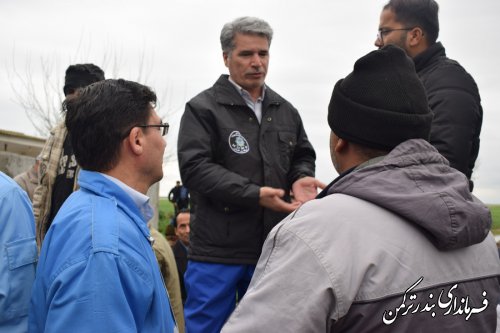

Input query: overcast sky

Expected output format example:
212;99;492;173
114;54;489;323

1;0;499;203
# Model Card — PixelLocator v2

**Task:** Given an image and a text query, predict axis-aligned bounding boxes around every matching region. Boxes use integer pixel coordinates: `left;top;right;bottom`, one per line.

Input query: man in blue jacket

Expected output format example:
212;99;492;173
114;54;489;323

0;171;37;333
29;79;176;332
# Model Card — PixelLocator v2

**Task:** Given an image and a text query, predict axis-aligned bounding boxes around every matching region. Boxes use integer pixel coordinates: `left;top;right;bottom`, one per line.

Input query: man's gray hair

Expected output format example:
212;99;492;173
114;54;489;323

220;16;273;54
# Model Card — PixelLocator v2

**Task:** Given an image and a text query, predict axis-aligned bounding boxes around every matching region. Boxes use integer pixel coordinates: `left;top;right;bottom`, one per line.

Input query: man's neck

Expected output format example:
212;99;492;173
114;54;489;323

228;76;264;102
408;42;430;59
104;168;149;195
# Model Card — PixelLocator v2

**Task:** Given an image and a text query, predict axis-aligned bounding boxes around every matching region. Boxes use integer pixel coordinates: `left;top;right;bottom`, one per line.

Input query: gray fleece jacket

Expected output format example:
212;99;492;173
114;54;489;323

222;139;500;332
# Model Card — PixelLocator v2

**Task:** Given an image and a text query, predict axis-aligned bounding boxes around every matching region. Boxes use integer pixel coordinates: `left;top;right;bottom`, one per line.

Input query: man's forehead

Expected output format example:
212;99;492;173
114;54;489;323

380;8;399;23
148;107;161;120
234;33;269;45
177;213;190;223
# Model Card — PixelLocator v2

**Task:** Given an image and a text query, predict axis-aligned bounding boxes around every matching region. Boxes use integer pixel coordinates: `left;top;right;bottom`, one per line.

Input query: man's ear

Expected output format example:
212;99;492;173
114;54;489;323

127;127;144;156
408;27;425;47
223;52;229;67
334;137;348;154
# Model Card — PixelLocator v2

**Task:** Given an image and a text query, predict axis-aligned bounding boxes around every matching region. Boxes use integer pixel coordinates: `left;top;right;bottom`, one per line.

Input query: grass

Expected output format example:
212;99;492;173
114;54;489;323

156;201;500;236
490;205;500;235
158;197;175;235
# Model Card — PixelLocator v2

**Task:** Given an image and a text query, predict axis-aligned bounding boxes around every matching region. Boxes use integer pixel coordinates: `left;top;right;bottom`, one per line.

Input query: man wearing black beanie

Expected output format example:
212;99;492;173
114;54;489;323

32;63;105;248
223;45;500;332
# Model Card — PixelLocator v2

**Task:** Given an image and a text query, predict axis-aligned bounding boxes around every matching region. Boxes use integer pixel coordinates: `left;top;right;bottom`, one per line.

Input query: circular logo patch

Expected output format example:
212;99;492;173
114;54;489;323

228;131;250;154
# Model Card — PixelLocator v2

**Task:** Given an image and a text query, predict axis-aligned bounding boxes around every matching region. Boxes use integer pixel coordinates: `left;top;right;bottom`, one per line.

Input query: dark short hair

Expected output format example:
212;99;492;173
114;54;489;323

63;63;105;96
385;0;439;44
165;224;176;237
173;208;190;228
352;142;390;160
65;79;157;171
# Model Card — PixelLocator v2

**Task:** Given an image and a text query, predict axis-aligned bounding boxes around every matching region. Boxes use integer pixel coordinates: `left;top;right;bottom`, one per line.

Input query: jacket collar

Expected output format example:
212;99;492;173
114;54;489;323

213;74;284;108
413;42;446;72
77;170;151;239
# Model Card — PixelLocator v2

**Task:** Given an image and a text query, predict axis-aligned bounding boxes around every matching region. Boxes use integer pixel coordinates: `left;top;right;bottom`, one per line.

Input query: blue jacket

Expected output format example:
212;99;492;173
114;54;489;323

0;171;37;333
29;170;176;332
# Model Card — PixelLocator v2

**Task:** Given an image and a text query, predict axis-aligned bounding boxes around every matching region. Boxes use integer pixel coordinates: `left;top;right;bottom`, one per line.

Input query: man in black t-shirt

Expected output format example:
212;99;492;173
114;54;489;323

33;64;105;247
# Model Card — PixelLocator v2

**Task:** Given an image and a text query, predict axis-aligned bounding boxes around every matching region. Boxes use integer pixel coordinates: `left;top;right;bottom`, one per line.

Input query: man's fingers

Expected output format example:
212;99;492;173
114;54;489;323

260;186;285;199
315;180;327;190
275;199;300;213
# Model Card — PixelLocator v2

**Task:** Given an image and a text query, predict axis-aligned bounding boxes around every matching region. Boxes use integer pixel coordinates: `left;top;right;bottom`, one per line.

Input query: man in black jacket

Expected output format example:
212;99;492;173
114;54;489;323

177;16;323;333
172;209;190;304
168;180;189;214
375;0;483;190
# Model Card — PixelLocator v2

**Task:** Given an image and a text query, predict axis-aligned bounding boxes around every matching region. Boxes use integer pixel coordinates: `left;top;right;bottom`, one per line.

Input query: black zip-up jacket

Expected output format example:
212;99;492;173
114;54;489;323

414;42;483;189
178;75;316;264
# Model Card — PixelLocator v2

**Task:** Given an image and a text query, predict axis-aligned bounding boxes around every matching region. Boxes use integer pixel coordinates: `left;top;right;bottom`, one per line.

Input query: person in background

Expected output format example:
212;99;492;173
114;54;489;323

32;63;105;248
375;0;483;190
149;224;185;333
172;209;190;304
165;223;178;247
29;79;176;332
177;16;323;333
222;45;500;332
14;156;41;201
168;181;189;214
0;171;38;333
168;181;181;204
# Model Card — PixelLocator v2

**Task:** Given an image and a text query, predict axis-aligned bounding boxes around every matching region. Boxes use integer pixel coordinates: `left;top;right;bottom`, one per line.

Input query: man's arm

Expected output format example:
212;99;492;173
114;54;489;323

168;188;175;202
287;109;323;202
287;110;316;184
426;65;482;177
0;180;37;327
33;123;66;247
31;252;154;332
151;228;185;333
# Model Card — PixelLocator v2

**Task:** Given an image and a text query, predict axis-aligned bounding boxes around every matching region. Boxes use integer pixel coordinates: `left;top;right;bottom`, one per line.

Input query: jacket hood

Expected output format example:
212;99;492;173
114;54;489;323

328;139;491;250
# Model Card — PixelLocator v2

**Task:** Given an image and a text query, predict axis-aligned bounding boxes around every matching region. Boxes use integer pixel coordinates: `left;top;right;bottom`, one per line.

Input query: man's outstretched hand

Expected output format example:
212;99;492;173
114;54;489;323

259;187;301;213
292;176;326;203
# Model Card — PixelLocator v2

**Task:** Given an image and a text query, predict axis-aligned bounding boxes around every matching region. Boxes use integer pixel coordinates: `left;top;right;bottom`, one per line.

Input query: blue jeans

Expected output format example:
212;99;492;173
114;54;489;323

184;260;255;333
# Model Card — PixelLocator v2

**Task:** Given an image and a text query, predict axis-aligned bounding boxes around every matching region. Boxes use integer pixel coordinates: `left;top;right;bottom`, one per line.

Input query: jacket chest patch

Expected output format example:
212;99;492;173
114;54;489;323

228;131;250;154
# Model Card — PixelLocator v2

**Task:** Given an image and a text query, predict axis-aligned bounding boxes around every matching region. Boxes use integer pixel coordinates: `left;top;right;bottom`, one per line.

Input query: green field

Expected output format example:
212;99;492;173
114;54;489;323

158;198;175;235
157;200;500;236
490;205;500;235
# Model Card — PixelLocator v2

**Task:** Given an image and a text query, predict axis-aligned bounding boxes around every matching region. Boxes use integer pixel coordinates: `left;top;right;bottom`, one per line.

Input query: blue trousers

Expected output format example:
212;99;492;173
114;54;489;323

184;260;255;333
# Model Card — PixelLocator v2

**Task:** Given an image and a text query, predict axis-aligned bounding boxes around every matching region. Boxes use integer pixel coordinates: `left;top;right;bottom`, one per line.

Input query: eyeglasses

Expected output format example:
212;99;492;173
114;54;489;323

137;122;170;136
377;27;414;43
123;122;170;138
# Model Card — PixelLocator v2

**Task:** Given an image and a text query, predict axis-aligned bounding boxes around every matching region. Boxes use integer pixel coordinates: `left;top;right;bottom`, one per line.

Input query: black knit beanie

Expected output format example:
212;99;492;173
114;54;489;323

63;64;105;96
328;45;433;150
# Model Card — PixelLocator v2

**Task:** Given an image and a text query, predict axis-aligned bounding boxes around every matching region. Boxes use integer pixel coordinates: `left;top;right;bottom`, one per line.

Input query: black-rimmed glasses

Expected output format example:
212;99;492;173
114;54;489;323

377;27;414;43
122;122;170;138
137;123;169;136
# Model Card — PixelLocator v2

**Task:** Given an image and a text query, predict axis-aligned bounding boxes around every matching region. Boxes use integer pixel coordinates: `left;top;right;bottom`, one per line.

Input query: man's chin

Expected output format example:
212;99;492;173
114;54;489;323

150;173;163;187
